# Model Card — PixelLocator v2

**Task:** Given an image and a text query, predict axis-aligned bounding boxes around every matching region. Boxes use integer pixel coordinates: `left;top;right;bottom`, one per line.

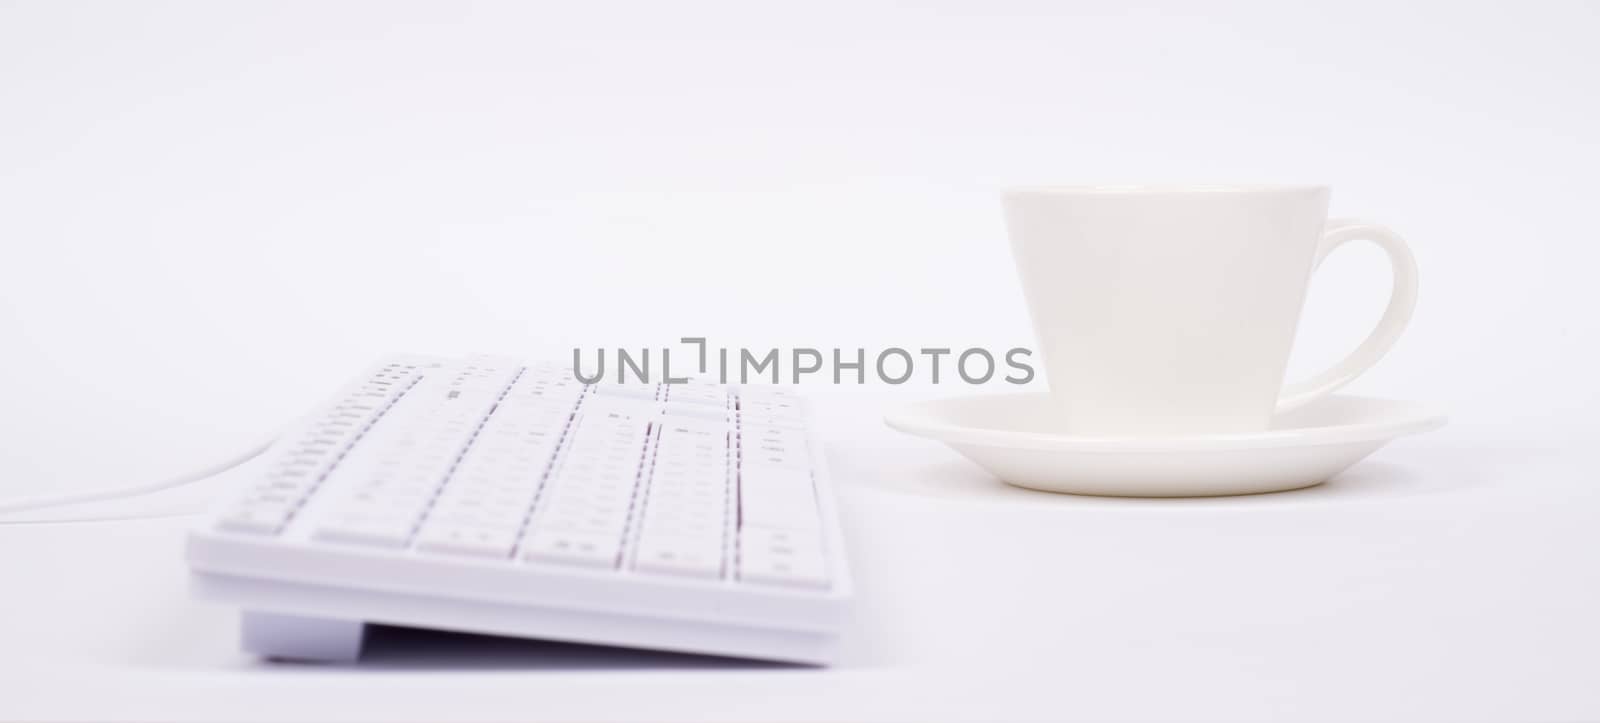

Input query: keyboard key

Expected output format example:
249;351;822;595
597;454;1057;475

740;465;819;531
737;390;804;425
423;506;529;532
593;382;659;401
739;527;828;589
507;367;587;404
737;386;797;403
664;383;729;407
740;413;807;430
581;396;662;421
314;513;416;548
521;528;621;568
416;524;519;558
739;425;809;469
663;401;729;422
740;397;802;418
635;532;724;579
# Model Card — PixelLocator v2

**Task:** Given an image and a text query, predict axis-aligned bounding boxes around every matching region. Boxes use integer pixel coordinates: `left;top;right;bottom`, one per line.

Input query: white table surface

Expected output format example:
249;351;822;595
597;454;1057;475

5;2;1600;719
2;396;1596;723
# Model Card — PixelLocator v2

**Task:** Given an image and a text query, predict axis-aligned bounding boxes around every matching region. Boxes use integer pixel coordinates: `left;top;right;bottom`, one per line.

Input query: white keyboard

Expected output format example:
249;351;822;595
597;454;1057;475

186;355;852;665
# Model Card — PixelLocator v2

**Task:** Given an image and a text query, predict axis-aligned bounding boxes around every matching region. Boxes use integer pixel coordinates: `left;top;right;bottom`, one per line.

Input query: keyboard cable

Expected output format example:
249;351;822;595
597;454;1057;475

0;435;276;522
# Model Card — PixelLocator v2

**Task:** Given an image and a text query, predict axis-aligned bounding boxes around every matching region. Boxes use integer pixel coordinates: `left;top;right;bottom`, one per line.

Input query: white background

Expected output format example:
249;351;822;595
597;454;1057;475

4;4;1600;721
4;1;1598;498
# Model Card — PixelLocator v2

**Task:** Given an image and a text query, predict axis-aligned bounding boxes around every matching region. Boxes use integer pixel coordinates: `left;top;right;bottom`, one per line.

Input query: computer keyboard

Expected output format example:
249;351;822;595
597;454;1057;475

186;355;852;665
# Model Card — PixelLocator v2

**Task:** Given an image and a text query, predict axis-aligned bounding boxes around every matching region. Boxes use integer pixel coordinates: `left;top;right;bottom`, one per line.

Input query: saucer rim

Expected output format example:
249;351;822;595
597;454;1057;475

882;393;1448;453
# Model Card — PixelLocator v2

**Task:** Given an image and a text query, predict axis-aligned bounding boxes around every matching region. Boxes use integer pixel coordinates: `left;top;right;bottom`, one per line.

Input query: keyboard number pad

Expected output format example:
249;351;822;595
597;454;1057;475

414;399;575;558
632;418;730;579
520;409;651;568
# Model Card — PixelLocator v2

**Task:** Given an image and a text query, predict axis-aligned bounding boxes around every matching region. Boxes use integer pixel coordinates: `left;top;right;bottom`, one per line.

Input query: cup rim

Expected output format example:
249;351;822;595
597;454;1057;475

1004;184;1328;196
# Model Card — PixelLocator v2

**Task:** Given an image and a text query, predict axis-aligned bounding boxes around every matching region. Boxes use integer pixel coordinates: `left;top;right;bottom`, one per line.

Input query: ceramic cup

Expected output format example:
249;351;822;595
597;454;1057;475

1003;185;1417;436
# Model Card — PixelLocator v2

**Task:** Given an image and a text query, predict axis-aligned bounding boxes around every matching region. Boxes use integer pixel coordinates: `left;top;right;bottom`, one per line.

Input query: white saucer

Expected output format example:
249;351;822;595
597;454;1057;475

882;394;1446;497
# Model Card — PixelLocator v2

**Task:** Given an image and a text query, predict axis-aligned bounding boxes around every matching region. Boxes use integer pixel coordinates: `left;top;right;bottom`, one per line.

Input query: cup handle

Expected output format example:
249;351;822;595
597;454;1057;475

1276;219;1419;413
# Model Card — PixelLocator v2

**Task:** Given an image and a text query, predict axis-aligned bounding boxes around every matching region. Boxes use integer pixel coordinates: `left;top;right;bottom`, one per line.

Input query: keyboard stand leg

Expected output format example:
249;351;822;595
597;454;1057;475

241;610;367;663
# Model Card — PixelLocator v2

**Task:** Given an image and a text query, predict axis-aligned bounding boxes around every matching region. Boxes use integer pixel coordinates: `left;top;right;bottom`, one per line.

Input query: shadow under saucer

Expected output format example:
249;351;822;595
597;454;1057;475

831;440;1485;510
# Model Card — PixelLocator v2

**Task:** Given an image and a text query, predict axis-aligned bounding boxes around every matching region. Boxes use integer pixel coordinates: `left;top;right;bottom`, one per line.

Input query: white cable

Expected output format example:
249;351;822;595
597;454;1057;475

0;507;206;525
0;436;276;518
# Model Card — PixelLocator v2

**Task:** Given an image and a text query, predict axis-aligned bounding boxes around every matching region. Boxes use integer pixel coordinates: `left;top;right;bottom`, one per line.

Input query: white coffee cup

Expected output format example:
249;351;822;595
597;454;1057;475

1003;185;1417;436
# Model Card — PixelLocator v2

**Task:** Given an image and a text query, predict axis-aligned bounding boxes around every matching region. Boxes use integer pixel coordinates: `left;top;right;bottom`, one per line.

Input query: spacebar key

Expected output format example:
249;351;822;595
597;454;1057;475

314;514;416;548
